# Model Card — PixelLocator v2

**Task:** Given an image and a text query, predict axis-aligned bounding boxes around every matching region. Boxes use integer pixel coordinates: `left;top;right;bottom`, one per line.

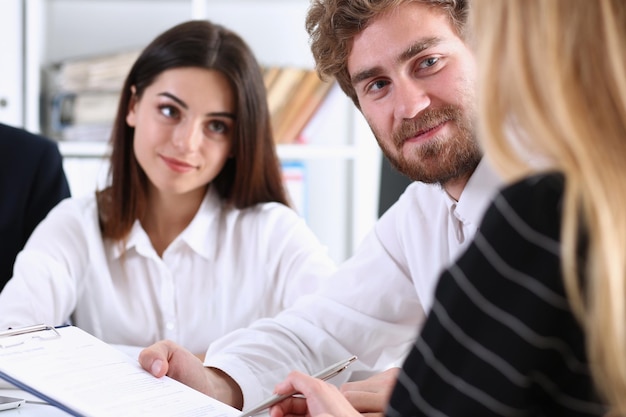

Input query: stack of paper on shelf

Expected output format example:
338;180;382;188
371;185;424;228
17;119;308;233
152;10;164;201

56;51;140;92
43;55;335;146
43;51;139;142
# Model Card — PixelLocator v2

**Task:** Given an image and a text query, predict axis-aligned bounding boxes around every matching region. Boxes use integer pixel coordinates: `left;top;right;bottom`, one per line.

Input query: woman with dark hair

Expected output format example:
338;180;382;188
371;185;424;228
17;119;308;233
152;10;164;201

0;20;336;358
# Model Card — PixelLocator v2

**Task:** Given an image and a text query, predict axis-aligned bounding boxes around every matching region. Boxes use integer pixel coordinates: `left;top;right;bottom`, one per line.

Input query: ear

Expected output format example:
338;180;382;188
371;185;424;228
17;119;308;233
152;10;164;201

126;85;138;127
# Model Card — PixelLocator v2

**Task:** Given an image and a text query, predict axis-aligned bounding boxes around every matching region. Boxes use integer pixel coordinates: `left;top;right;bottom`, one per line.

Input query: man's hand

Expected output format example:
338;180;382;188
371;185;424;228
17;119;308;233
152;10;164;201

269;371;360;417
138;340;243;409
339;368;400;416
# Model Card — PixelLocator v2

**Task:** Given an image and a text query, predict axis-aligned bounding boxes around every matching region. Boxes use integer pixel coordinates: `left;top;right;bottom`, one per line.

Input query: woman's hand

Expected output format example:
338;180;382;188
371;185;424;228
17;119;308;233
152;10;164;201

269;371;361;417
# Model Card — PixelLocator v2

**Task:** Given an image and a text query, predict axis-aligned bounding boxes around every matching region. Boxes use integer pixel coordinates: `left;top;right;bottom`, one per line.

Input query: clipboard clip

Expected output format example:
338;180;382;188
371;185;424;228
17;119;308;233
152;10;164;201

0;324;61;349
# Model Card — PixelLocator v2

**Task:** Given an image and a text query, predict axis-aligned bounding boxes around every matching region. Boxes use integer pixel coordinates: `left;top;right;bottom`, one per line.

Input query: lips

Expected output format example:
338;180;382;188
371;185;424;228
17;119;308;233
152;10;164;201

160;155;197;173
415;121;445;137
404;120;447;144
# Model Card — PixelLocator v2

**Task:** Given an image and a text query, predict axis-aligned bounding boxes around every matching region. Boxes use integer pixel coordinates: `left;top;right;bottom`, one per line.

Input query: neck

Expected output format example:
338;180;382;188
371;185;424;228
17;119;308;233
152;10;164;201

442;171;473;201
141;186;207;256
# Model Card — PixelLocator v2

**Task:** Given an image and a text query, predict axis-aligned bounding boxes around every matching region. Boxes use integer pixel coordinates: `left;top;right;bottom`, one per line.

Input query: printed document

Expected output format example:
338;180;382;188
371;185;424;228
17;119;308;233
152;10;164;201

0;325;239;417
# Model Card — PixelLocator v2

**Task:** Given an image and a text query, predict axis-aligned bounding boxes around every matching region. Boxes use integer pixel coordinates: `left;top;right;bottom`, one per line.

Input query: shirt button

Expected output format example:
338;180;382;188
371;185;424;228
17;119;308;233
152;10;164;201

166;322;175;331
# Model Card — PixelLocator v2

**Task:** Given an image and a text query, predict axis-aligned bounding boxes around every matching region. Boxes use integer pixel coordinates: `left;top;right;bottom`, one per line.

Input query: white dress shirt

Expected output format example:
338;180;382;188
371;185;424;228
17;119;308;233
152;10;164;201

0;187;336;355
203;159;504;409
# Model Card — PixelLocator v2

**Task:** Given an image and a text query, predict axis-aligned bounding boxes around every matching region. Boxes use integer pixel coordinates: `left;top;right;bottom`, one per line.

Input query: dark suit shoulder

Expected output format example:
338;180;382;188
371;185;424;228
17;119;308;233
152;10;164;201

0;123;61;157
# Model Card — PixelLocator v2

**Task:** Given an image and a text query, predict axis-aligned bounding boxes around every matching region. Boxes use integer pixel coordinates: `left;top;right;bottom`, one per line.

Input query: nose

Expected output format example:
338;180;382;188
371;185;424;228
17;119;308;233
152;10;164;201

172;121;203;152
393;79;431;120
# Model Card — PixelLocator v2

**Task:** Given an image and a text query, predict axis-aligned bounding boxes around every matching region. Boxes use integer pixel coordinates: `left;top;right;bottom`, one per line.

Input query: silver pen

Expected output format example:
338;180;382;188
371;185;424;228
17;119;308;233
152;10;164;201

236;355;357;417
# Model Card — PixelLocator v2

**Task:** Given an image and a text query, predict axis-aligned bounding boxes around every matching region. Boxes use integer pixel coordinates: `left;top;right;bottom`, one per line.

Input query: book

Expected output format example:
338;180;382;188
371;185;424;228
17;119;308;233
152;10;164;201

266;67;309;140
297;83;342;145
262;66;282;92
274;71;334;144
281;161;307;218
0;325;239;417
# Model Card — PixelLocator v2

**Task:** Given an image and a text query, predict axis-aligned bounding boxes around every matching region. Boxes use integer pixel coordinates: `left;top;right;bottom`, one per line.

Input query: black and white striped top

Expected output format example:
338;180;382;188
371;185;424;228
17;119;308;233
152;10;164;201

387;174;608;417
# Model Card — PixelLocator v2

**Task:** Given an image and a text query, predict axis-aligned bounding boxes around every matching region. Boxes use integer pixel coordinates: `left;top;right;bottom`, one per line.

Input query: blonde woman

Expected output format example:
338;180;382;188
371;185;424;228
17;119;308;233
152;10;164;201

267;0;625;416
464;0;626;414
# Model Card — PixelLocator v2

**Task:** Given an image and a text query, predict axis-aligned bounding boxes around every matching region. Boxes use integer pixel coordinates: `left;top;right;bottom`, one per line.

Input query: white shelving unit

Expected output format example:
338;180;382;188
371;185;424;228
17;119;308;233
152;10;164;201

21;0;382;262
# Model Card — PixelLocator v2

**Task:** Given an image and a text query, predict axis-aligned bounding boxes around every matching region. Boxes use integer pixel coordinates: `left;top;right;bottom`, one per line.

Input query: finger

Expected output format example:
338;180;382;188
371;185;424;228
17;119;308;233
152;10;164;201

273;375;301;396
270;396;309;417
138;342;171;377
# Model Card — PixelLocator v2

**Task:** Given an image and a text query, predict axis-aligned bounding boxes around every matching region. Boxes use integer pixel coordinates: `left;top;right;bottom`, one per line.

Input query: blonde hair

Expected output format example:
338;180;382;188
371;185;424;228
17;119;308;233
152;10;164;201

472;0;626;412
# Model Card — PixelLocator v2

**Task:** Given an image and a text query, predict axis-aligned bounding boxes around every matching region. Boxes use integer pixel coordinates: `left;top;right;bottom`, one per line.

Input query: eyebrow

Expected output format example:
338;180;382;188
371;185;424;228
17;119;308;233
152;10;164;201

158;92;236;120
397;37;441;64
350;36;442;86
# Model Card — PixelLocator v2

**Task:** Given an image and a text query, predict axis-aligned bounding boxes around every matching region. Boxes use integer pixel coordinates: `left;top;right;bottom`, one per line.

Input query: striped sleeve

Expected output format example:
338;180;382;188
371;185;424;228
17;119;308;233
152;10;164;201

387;174;607;417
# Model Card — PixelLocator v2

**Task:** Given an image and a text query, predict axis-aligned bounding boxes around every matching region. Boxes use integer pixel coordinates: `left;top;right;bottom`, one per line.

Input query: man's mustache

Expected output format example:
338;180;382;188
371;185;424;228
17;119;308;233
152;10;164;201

392;106;461;147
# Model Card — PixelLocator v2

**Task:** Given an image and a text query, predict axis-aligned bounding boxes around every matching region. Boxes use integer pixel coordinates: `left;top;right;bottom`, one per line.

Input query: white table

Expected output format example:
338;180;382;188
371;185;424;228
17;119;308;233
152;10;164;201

0;388;72;416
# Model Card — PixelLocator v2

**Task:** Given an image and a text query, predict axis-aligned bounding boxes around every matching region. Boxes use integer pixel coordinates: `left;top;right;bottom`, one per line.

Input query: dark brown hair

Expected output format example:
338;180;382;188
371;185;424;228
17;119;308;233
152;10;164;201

98;20;288;240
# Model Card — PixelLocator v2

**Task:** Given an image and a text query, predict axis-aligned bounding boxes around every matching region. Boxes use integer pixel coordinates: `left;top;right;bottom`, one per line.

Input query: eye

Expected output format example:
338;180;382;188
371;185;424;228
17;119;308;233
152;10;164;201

419;56;439;69
158;105;180;119
205;120;231;137
208;120;226;133
366;79;390;94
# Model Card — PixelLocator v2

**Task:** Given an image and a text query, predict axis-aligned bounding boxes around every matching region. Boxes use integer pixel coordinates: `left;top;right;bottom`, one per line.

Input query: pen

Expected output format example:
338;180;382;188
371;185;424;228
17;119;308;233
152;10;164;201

236;355;357;417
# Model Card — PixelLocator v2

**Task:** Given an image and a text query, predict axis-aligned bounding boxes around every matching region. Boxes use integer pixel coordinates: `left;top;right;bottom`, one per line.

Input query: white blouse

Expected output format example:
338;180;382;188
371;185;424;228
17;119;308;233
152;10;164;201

0;187;336;355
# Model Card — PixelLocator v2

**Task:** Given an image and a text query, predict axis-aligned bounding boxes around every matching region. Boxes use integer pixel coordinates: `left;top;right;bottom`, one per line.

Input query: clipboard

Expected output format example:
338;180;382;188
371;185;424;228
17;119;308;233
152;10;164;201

0;325;82;416
0;324;62;347
0;325;240;417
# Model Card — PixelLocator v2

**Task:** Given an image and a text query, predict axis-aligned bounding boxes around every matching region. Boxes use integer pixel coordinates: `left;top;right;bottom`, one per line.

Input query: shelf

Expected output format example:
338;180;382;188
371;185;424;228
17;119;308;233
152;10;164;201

57;141;110;157
279;144;357;160
57;141;359;160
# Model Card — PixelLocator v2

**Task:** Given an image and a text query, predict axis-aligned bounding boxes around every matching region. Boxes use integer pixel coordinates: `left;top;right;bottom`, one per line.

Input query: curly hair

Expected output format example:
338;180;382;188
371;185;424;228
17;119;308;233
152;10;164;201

306;0;469;108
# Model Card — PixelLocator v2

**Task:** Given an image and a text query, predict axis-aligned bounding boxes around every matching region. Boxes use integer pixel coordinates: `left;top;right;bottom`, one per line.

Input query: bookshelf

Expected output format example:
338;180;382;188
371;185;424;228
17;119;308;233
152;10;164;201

20;0;382;263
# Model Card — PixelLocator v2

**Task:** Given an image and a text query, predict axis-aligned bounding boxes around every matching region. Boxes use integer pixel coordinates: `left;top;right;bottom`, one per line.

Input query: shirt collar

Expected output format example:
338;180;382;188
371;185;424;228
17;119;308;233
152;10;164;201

449;158;503;227
111;187;222;260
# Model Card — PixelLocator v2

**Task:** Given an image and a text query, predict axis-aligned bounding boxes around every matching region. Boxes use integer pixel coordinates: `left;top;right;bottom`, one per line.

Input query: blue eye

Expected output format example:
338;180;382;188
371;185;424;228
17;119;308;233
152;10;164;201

419;56;439;69
368;79;390;93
